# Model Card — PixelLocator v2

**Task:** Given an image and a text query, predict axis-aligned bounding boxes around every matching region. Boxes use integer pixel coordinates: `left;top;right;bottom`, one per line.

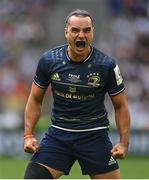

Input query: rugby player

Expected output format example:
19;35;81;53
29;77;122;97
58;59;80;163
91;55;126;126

24;9;130;179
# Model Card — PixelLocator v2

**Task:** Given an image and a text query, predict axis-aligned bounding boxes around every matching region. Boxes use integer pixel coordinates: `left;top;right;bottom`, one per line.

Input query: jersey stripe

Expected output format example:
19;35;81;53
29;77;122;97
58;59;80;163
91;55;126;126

51;125;109;132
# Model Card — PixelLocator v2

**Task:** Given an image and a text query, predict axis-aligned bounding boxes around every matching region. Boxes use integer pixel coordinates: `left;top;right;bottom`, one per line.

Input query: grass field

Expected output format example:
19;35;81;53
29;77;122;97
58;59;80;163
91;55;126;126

0;155;149;179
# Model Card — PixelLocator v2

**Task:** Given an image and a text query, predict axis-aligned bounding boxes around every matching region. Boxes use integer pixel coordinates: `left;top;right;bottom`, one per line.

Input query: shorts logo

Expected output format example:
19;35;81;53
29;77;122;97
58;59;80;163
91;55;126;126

108;156;116;166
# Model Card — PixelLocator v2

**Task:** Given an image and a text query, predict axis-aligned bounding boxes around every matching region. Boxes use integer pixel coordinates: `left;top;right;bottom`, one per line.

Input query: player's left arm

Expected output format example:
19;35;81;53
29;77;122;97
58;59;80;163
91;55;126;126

110;91;131;159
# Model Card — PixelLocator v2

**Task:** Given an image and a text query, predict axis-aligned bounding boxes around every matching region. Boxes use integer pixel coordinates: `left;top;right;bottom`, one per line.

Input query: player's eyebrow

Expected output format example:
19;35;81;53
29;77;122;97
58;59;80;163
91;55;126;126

70;27;92;33
71;27;80;32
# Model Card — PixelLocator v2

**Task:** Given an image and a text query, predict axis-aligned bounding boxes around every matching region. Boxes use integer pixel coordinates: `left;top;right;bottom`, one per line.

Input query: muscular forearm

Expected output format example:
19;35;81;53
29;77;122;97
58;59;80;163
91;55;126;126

24;83;45;153
24;95;42;135
115;105;130;146
111;92;130;159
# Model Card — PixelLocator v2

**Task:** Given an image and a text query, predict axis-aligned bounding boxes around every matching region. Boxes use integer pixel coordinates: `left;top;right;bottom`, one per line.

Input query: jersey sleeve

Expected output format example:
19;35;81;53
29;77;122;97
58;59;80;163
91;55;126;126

33;54;51;89
106;59;125;96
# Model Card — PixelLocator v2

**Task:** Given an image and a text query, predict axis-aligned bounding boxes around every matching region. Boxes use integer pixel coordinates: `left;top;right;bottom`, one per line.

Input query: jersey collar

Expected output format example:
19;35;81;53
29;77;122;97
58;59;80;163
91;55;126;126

65;45;93;63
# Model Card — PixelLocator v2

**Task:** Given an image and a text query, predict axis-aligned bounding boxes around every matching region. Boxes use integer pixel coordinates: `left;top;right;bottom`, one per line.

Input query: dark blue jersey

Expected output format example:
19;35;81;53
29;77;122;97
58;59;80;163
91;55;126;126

33;44;125;130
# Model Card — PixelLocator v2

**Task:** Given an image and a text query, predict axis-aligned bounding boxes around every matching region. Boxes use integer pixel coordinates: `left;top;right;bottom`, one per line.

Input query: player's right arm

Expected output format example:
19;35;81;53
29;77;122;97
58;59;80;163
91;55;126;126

24;82;46;153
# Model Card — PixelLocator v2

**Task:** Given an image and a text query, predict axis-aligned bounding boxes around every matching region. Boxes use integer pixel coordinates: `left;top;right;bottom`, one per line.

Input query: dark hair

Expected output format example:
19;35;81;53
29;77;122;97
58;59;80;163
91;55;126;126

65;9;94;26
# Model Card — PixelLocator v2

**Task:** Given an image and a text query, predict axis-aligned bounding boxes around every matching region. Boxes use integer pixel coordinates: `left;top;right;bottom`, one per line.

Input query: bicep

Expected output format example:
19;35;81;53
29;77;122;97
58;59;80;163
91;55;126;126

110;91;128;110
29;82;47;104
110;91;130;128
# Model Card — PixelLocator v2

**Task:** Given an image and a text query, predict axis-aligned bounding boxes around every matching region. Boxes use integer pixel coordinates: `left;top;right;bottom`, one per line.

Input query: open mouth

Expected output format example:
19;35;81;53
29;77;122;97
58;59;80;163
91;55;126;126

75;41;86;48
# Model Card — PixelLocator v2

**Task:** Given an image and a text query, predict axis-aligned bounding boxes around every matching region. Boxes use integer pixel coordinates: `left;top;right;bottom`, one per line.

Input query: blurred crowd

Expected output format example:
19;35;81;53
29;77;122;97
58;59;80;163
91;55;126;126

0;0;149;131
98;0;149;130
0;0;52;130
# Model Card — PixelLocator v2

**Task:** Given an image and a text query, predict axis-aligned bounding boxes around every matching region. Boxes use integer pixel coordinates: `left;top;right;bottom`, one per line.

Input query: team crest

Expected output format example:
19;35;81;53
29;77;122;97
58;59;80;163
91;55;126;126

87;73;100;87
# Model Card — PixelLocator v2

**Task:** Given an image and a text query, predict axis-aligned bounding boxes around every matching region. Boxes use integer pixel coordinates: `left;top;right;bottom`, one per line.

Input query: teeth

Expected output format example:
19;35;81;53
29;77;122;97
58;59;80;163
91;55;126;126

76;41;86;47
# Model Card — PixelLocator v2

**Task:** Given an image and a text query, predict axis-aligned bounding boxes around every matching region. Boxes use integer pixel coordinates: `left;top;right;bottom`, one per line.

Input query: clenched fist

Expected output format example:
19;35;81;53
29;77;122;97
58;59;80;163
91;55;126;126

24;134;39;153
111;143;128;159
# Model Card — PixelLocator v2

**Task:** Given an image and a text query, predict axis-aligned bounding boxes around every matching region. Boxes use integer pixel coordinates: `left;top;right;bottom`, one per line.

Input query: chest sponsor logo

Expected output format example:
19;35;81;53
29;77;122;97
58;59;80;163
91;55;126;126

55;90;95;100
67;74;81;83
87;73;100;87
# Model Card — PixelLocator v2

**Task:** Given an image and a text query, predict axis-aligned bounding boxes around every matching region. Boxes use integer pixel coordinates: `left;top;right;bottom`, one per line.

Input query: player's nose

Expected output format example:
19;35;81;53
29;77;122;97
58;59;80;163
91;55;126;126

78;30;85;38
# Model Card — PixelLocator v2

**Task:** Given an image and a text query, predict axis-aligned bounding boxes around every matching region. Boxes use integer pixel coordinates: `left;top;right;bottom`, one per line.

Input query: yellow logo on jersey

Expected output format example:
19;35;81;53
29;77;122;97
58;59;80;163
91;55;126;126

51;72;61;81
87;73;100;87
69;87;76;93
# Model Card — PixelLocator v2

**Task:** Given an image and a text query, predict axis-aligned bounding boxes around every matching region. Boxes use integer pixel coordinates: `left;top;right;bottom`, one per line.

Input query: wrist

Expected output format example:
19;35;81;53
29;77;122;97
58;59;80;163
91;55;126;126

120;137;129;147
24;133;34;139
120;141;129;146
120;142;129;149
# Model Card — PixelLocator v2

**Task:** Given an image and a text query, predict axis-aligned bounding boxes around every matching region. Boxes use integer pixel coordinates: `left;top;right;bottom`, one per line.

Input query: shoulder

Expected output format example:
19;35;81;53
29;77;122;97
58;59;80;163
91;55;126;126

41;44;66;63
93;47;117;68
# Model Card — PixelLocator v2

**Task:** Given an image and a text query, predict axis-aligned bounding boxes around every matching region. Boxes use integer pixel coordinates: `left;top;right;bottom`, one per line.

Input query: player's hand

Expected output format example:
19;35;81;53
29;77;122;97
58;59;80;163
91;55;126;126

24;134;39;153
111;143;128;159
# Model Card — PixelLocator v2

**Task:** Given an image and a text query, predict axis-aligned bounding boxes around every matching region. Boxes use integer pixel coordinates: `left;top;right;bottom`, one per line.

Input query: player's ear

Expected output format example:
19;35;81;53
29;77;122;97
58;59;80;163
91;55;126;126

64;27;68;37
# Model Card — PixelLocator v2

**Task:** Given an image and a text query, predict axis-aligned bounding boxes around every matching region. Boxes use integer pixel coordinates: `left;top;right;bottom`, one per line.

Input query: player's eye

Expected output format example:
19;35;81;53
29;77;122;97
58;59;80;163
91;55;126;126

71;28;80;33
83;27;91;33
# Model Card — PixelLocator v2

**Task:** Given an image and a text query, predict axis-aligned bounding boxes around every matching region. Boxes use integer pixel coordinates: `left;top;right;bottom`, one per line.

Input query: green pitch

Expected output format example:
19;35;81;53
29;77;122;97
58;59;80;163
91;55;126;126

0;155;148;179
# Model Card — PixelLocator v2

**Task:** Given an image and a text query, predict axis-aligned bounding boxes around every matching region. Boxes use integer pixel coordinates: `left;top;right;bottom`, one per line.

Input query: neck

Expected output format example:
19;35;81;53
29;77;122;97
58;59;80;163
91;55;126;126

67;46;92;62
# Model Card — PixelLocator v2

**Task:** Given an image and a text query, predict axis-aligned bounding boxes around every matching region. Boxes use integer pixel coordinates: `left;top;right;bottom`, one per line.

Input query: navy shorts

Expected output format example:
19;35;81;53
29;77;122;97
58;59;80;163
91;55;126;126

31;127;119;175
